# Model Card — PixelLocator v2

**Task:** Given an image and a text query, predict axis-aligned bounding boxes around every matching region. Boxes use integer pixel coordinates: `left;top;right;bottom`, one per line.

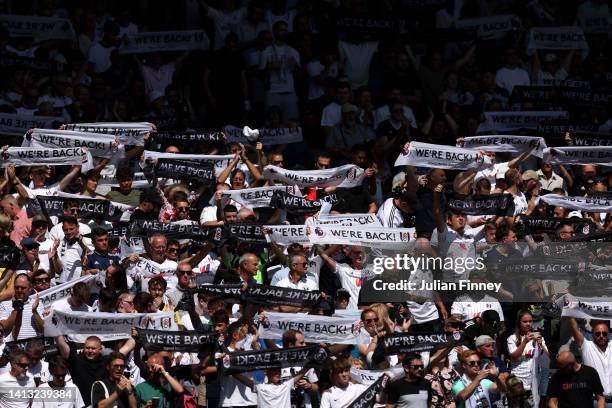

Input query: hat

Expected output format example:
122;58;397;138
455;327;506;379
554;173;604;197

336;288;351;299
474;335;495;347
568;210;583;219
31;215;48;225
543;53;558;63
341;103;358;114
522;170;539;182
20;237;40;248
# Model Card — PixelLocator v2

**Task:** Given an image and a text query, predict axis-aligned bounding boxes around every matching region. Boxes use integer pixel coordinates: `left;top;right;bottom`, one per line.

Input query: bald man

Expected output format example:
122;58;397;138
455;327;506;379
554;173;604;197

547;351;605;408
135;355;184;408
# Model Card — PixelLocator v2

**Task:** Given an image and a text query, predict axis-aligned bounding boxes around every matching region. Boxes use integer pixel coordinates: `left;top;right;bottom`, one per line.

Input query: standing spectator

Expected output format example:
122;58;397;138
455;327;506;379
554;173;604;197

0;275;44;341
386;353;430;408
105;167;142;207
259;21;300;121
547;351;605;408
0;195;30;245
452;350;505;407
200;0;247;51
320;358;368;408
33;355;86;408
135;355;184;408
88;21;120;74
564;317;612;401
495;48;530;94
90;351;137;408
0;350;36;408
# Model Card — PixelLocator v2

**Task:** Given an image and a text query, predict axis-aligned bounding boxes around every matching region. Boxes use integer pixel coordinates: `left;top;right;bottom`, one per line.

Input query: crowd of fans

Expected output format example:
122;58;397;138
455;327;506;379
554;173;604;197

0;0;610;407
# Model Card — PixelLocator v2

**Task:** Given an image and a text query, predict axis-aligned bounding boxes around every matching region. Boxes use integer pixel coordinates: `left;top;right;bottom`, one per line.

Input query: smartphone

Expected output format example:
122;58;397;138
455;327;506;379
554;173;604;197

124;371;131;379
151;397;160;408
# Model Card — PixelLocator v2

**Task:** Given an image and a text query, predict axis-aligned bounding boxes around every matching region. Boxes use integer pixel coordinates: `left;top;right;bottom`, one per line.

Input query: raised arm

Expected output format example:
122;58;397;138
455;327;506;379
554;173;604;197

562;316;585;347
54;335;71;359
433;184;445;233
314;244;338;272
57;165;82;191
216;153;240;184
507;146;536;169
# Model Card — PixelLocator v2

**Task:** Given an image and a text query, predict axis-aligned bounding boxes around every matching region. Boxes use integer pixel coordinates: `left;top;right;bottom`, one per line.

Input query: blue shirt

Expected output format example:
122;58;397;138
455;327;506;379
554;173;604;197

86;251;120;270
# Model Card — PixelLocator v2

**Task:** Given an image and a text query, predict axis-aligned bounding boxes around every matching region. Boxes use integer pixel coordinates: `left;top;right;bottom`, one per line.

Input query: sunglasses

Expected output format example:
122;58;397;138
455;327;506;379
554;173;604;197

167;247;179;253
594;331;609;338
272;161;284;165
408;364;424;369
176;207;189;211
177;270;192;276
467;360;481;367
111;364;125;370
364;318;379;323
68;208;79;213
15;362;29;368
34;278;50;283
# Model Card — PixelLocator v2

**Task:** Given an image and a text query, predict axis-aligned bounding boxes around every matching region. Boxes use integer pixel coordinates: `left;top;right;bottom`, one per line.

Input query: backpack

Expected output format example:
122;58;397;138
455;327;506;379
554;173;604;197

89;380;113;408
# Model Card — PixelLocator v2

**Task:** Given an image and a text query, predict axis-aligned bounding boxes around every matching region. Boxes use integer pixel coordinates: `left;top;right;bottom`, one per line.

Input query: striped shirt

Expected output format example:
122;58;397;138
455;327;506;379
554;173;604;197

0;298;44;341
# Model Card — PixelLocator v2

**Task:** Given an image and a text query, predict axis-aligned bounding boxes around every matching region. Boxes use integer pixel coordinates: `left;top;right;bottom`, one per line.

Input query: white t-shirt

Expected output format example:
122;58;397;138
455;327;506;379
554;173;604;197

0;372;36;408
280;366;318;408
320;102;342;127
50;297;92;313
435;225;478;281
307;60;338;100
335;263;365;310
406;268;439;324
208;6;247;50
31;382;85;408
373;105;417;129
254;378;294;408
451;294;505;322
127;257;178;289
507;333;547;391
320;382;368;408
56;238;93;284
376;198;404;229
580;339;612;396
275;275;318;291
338;40;378;89
270;256;323;287
510;191;528;216
87;42;115;74
259;44;300;93
141;63;176;102
220;347;257;406
495;66;530;93
265;9;297;32
49;222;92;242
0;298;45;340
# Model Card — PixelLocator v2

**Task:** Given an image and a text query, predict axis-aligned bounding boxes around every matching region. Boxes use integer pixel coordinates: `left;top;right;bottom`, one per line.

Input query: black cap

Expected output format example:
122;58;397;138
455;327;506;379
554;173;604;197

481;310;501;335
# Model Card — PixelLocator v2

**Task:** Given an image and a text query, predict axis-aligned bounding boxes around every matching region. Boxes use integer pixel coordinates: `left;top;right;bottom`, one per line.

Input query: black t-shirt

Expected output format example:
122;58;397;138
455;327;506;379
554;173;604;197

333;186;375;214
386;378;430;407
68;347;108;406
547;365;603;408
91;377;131;408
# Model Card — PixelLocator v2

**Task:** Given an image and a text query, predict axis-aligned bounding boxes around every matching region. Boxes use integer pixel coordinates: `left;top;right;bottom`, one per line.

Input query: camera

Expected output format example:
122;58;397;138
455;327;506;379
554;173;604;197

12;299;24;311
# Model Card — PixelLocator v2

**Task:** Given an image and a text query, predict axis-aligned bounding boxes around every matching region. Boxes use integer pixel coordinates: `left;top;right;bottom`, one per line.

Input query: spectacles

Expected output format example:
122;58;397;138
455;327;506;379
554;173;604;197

364;318;379;323
176;207;189;211
111;364;125;370
466;360;481;367
594;331;609;338
15;362;29;368
272;161;284;165
68;208;79;213
177;270;192;276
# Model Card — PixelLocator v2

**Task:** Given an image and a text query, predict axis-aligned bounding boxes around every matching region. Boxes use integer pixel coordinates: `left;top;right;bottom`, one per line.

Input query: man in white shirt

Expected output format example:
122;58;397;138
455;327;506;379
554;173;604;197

87;21;119;74
48;216;93;284
316;245;367;310
259;21;300;121
495;47;530;94
126;234;178;289
0;275;44;342
320;82;352;136
565;317;612;401
0;350;37;408
274;253;318;291
200;0;247;50
51;282;92;313
32;355;83;408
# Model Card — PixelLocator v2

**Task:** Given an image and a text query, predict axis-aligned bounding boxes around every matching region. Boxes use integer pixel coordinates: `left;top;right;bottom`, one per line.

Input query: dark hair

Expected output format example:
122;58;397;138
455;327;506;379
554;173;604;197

62;215;78;226
98;287;117;307
282;329;302;347
48;355;69;372
32;269;50;280
134;292;153;312
148;276;167;291
91;228;108;239
72;282;90;303
495;225;514;242
63;199;79;210
116;167;134;181
227;321;244;337
106;351;126;366
401;353;422;366
211;309;229;325
223;204;238;213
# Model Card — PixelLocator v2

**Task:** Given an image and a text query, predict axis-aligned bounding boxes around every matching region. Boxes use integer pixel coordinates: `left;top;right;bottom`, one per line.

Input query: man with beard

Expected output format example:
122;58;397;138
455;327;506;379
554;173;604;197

504;168;528;224
135;355;184;408
0;350;36;408
377;188;421;230
564;318;612;404
386;353;430;408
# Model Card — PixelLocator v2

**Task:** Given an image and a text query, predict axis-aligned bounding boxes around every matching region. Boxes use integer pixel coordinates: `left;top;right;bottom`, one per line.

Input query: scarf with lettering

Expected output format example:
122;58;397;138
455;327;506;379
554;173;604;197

539;194;612;212
394;141;491;170
152;131;224;143
526;26;589;56
259;312;361;345
447;194;515;216
262;164;365;188
134;328;216;351
64;122;153;146
119;30;210;54
372;332;460;362
462;135;547;157
221;345;327;373
543;146;612;166
24;129;118;158
0;147;87;167
271;191;340;214
221;186;301;208
223;125;303;146
0;113;60;136
477;111;569;133
155;159;216;182
347;374;390;408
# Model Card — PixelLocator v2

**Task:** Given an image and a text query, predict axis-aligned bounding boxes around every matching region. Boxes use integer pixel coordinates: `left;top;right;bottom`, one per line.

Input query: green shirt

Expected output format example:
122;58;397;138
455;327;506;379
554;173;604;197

106;189;142;207
135;379;174;408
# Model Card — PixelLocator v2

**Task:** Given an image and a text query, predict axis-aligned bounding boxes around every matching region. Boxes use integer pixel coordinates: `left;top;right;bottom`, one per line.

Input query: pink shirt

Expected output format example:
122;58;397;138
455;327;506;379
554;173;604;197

10;207;31;245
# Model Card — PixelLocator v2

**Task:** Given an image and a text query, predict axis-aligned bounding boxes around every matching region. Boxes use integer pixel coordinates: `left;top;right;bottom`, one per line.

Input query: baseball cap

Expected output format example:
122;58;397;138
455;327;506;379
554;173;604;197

475;335;495;347
481;310;501;335
522;170;538;182
20;237;40;248
568;211;583;219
